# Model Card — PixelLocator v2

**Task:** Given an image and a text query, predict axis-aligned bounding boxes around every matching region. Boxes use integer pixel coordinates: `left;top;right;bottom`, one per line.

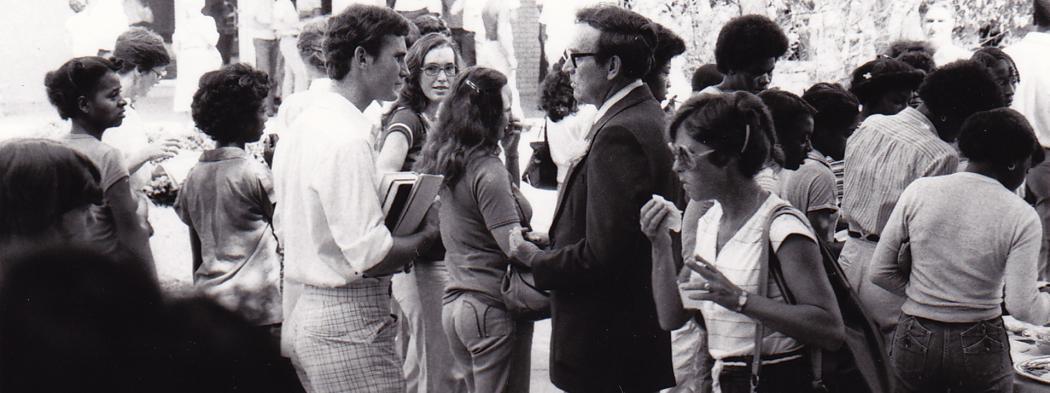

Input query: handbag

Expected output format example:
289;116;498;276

521;119;558;190
500;185;551;321
750;205;892;393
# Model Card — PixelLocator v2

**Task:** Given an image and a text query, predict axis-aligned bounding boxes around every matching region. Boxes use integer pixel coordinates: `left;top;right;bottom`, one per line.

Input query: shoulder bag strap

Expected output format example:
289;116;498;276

750;205;779;393
764;206;827;391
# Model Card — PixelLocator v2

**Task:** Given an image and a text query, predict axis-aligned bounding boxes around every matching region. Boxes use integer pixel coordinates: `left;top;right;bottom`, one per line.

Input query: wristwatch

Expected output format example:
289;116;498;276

734;290;749;313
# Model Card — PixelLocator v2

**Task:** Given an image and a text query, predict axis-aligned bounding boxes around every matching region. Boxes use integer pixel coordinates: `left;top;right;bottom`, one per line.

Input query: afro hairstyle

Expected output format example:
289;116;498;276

191;64;270;144
540;57;577;122
919;59;1006;126
959;108;1044;166
714;14;789;74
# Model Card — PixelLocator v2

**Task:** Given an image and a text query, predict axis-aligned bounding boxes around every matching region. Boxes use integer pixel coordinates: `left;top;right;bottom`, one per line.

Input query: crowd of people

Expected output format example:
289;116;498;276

3;1;1050;393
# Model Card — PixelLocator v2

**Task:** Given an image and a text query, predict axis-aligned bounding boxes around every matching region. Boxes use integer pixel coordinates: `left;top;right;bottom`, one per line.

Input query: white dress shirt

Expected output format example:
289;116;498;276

267;78;332;136
272;90;393;287
591;79;644;128
1007;31;1050;147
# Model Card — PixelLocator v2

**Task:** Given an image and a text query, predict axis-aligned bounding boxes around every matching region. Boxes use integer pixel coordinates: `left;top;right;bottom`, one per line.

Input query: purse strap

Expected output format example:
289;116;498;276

750;203;796;393
756;205;827;392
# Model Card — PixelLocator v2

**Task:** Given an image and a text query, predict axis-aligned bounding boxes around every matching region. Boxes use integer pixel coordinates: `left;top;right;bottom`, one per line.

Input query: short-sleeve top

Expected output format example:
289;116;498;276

174;147;282;325
779;150;839;214
441;153;532;305
690;193;817;360
61;133;129;256
380;107;429;172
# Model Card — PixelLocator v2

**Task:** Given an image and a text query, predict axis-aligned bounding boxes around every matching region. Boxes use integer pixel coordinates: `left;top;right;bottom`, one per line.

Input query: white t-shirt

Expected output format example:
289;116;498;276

689;194;816;360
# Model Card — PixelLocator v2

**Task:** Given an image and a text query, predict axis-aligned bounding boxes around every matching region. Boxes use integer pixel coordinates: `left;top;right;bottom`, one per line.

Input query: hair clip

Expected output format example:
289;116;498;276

740;124;751;154
464;79;481;94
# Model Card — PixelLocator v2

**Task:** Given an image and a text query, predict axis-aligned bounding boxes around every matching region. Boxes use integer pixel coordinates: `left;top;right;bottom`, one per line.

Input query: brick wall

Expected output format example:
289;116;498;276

512;0;543;118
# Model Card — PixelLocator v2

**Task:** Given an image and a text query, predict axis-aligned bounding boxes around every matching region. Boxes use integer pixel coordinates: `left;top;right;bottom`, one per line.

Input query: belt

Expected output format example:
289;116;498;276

847;230;880;242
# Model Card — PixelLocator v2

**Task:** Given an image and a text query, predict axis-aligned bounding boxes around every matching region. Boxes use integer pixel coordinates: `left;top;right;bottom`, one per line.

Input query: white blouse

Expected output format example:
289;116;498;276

690;194;816;360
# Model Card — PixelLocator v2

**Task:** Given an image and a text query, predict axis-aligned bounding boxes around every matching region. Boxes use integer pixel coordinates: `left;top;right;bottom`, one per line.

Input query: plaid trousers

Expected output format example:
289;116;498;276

291;277;405;393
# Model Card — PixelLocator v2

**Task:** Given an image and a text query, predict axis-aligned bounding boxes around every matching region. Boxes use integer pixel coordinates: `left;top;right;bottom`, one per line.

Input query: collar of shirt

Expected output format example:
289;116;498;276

807;149;830;165
591;79;644;126
200;146;249;162
309;78;333;93
899;106;939;139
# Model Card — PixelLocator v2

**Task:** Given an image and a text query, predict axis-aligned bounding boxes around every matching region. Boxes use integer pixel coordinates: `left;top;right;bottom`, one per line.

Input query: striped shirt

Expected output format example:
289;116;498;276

841;107;958;235
829;158;845;204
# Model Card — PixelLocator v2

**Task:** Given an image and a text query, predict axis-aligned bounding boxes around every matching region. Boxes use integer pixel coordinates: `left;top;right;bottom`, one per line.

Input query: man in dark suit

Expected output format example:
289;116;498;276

509;5;676;393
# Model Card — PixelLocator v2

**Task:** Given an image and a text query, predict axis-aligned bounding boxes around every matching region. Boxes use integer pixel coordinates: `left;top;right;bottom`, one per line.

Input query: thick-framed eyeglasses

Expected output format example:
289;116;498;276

422;63;457;77
669;143;716;170
562;50;598;68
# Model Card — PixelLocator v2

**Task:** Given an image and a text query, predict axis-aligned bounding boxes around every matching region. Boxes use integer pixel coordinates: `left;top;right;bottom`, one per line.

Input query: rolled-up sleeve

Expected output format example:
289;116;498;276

311;138;393;278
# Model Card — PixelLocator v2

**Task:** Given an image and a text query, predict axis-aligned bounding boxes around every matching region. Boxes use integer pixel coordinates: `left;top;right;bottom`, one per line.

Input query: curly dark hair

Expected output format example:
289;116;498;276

691;63;723;92
896;51;937;74
884;39;934;59
44;57;122;120
191;64;270;144
0;139;102;240
848;57;925;106
959;108;1044;166
540;58;577;122
759;89;816;139
650;23;685;74
919;59;1006;138
413;14;451;37
669;91;782;177
297;17;328;71
714;14;789;74
415;67;508;185
325;5;411;80
576;5;658;80
382;33;458;127
113;27;171;74
802;82;860;138
972;47;1019;84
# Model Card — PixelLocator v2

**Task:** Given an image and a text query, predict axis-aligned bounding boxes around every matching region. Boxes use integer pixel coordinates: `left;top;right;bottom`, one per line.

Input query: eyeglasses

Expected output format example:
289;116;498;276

150;68;167;79
562;50;598;68
669;143;715;170
422;63;457;77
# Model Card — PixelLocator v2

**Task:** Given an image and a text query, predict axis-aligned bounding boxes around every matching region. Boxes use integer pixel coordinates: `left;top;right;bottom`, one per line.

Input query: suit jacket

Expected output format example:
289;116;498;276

528;84;676;393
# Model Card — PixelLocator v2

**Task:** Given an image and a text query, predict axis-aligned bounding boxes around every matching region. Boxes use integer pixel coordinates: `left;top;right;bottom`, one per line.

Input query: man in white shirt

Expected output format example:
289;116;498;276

1009;0;1050;279
271;5;438;392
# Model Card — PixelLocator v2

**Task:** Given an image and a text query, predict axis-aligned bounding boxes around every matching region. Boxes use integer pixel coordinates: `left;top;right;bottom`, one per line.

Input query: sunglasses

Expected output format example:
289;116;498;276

422;63;457;77
669;143;716;170
562;50;598;68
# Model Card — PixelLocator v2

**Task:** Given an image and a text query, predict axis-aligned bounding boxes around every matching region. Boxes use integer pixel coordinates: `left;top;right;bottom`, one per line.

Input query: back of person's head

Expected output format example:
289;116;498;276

540;57;577;122
414;14;451;37
714;14;788;74
112;27;171;75
802;82;860;140
0;245;165;393
959;108;1044;167
848;57;925;106
191;63;271;144
0;139;101;242
416;67;508;184
919;59;1006;138
297;17;329;71
885;39;934;59
44;56;122;120
575;5;658;81
325;4;411;80
1035;0;1050;27
668;91;779;177
162;297;295;393
896;51;937;74
691;63;723;92
390;32;458;117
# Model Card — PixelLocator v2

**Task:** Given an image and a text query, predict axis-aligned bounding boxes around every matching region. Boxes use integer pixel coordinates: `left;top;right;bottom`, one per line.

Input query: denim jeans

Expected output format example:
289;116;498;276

890;314;1013;393
442;292;533;393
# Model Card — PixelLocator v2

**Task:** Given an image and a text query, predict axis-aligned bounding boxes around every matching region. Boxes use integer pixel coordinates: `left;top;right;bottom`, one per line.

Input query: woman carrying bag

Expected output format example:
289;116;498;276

644;92;845;393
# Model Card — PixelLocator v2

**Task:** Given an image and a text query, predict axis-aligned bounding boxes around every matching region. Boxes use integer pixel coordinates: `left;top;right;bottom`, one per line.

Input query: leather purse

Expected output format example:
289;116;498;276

521;119;558;190
500;186;551;321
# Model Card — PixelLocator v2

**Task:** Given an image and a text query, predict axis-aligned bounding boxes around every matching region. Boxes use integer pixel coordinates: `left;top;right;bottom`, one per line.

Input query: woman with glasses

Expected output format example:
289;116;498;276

376;31;460;392
643;92;845;393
